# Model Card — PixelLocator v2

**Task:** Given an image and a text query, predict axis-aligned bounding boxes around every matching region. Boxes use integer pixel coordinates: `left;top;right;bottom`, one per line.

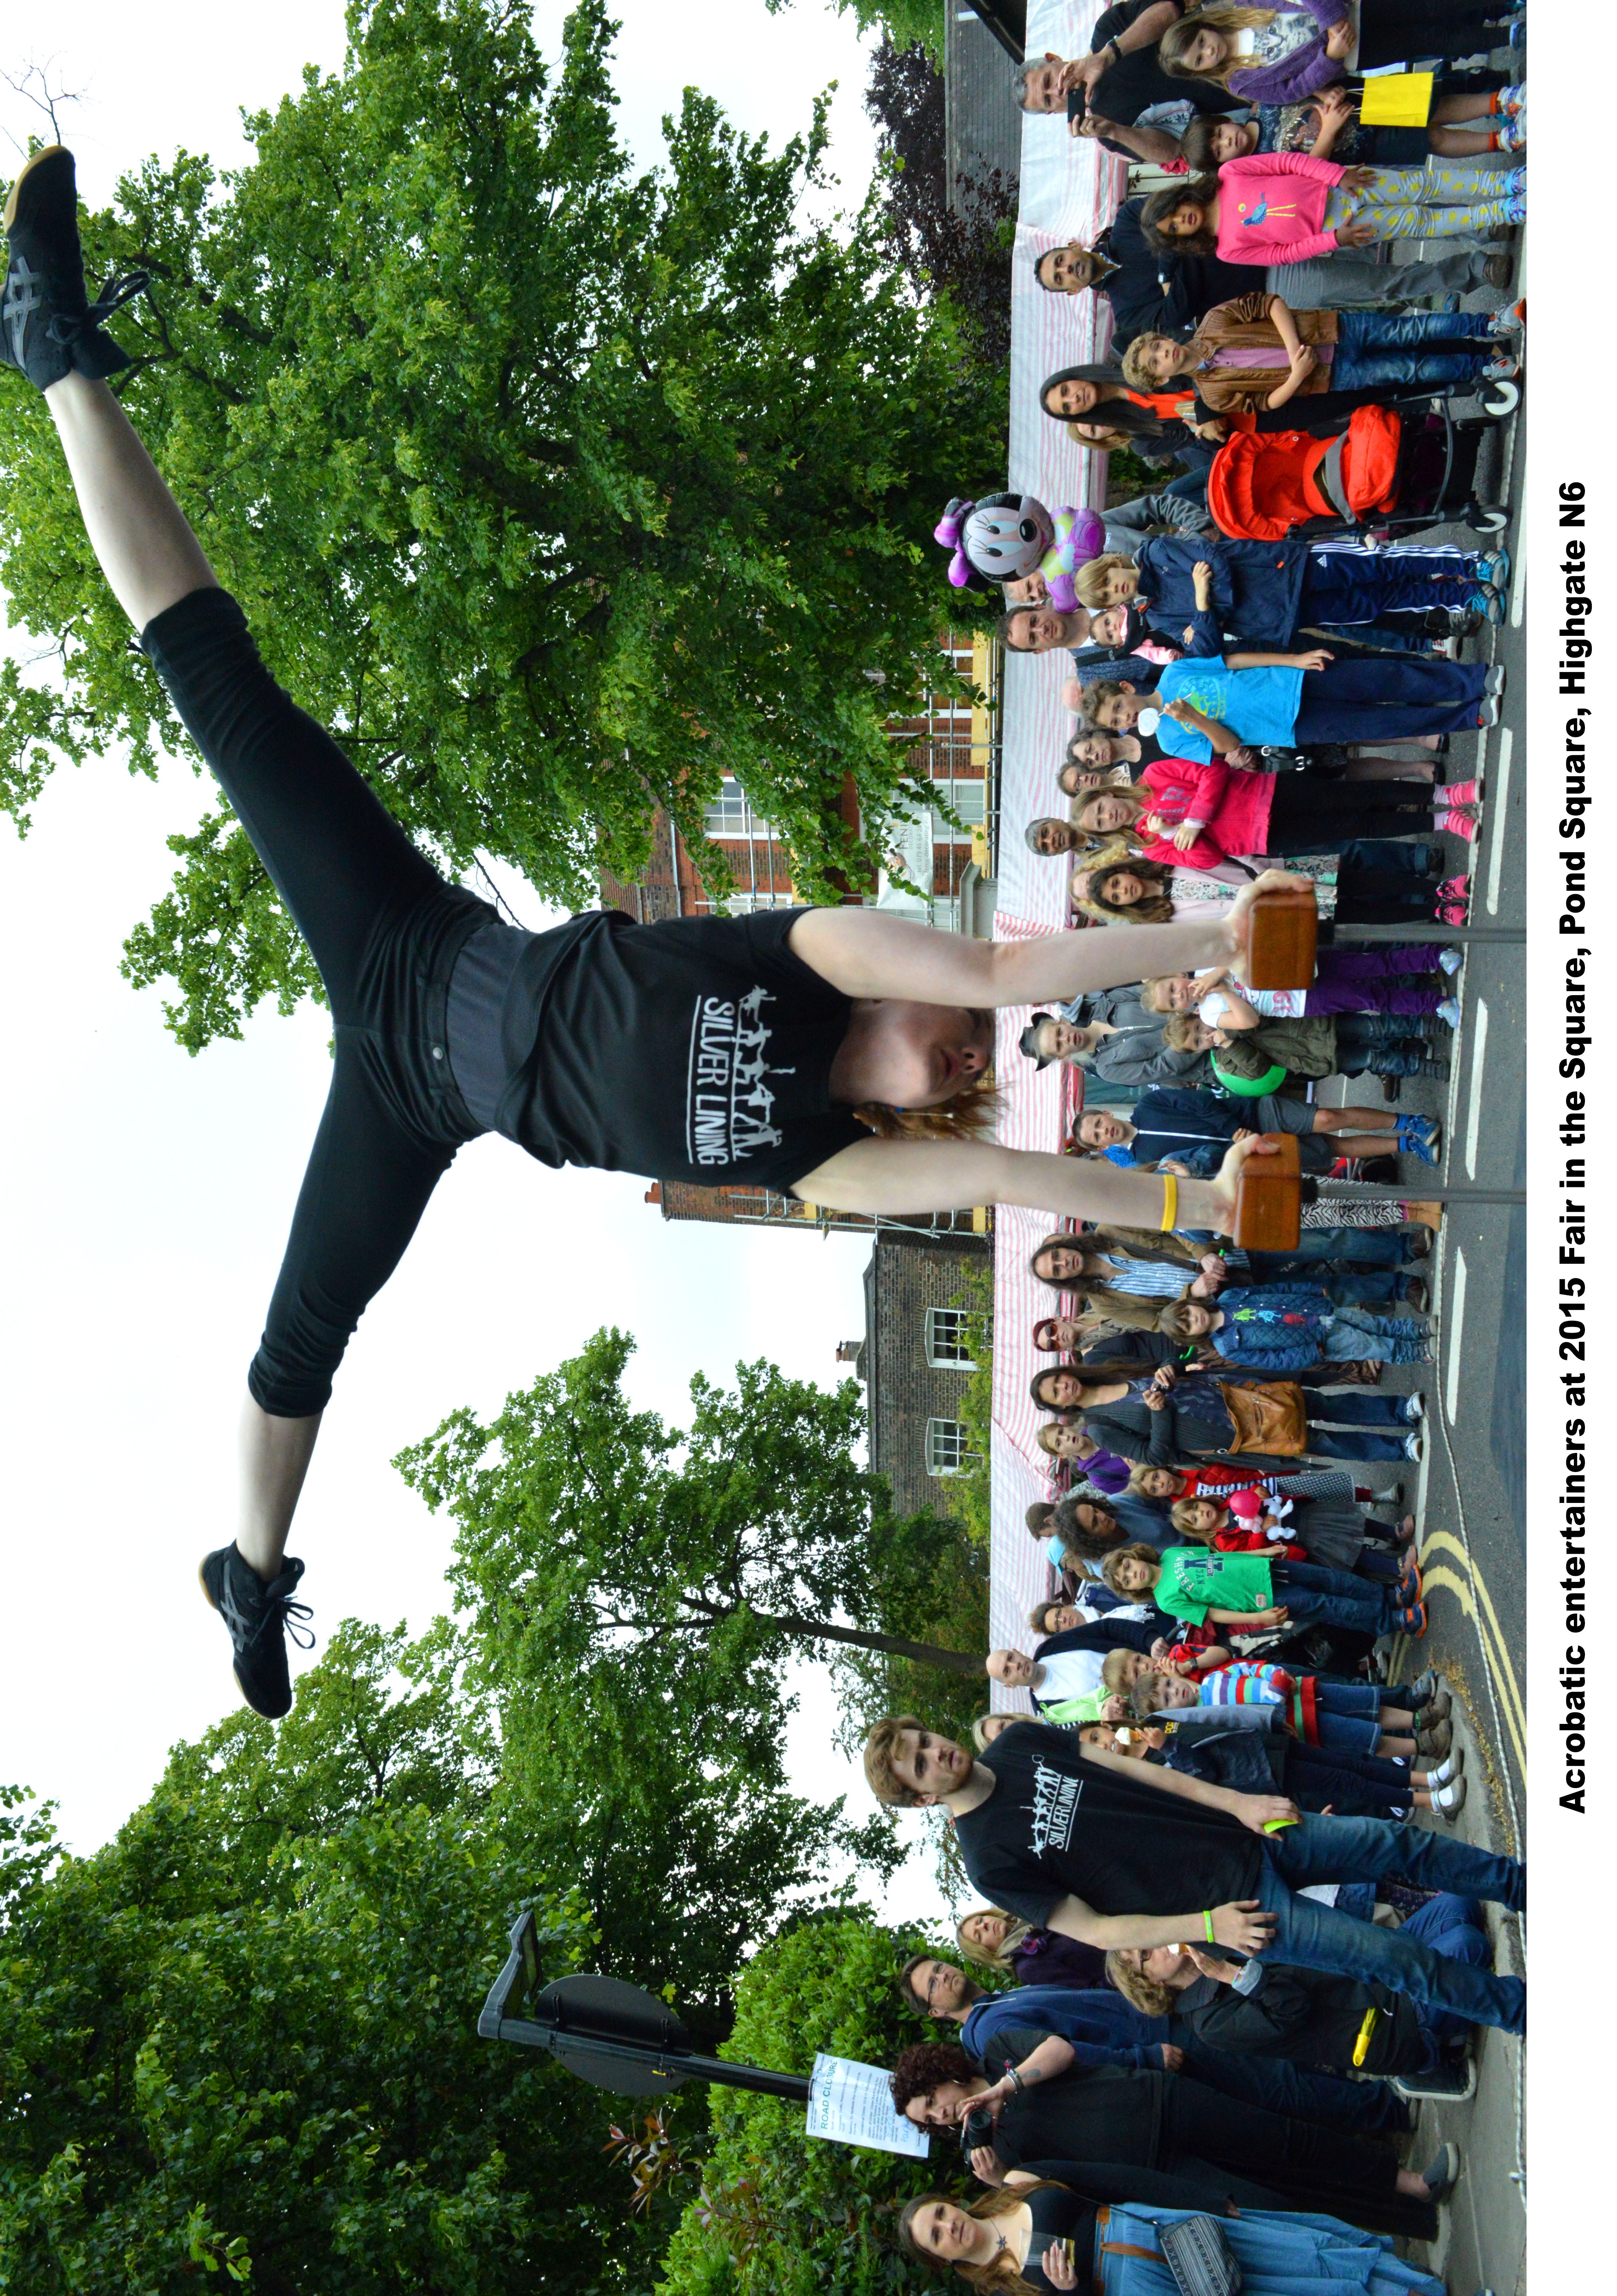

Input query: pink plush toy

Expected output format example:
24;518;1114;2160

934;491;1105;602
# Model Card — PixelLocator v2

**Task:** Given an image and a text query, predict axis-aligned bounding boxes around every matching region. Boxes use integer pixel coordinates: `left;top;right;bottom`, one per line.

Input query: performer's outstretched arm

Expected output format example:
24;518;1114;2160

788;877;1285;1008
794;1134;1273;1234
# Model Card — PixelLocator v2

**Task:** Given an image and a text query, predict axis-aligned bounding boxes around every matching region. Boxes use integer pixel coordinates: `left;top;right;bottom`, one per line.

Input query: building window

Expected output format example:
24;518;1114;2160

933;777;987;829
925;1307;975;1367
704;775;771;842
926;1418;978;1477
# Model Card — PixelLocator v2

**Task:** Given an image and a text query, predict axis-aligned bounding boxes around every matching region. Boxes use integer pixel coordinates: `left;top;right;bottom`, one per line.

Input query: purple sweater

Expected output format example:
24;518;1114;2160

1225;0;1352;105
1008;1928;1110;1990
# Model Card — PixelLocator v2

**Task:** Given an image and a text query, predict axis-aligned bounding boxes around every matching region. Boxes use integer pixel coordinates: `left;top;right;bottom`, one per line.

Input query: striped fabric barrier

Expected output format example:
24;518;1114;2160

987;2;1135;1699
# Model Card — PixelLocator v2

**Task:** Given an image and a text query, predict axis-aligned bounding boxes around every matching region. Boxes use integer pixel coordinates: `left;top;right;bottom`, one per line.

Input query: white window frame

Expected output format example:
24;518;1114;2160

925;1307;976;1369
926;1417;978;1478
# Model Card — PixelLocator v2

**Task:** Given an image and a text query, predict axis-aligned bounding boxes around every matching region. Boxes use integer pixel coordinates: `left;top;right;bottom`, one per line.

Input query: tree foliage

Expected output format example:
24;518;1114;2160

0;0;1005;1051
865;37;1017;368
0;1336;996;2290
395;1327;989;2022
0;1654;679;2296
658;1909;956;2296
772;0;948;68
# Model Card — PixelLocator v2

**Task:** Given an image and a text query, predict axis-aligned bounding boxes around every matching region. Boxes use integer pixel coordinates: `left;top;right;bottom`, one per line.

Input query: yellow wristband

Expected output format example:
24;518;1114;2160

1203;1909;1216;1944
1161;1176;1179;1233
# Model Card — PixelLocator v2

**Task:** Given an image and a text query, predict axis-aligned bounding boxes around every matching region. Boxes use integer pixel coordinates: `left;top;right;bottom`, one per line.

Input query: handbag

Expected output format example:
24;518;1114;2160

1156;2215;1244;2296
1216;1377;1308;1455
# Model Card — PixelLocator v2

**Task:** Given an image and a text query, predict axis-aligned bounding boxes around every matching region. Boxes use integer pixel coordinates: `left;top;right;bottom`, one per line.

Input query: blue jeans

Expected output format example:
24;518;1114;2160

1294;656;1487;743
1246;1229;1415;1274
1259;1816;1525;2033
1178;2035;1408;2133
1273;1559;1394;1636
1323;1307;1431;1364
1400;1893;1493;2053
1333;308;1491;390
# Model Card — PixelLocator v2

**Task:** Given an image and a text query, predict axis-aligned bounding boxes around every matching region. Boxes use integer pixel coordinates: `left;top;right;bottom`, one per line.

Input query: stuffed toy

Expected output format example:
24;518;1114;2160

935;491;1106;608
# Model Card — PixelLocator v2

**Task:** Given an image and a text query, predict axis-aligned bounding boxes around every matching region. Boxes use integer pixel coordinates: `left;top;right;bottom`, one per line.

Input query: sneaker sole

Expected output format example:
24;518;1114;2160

2;142;67;235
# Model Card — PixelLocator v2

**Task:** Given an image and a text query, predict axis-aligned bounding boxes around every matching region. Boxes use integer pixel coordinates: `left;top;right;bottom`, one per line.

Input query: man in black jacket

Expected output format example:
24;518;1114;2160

1035;211;1511;351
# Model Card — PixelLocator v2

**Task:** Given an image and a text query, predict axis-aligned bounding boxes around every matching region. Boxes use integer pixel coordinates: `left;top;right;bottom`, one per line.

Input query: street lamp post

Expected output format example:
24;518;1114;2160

478;1909;812;2103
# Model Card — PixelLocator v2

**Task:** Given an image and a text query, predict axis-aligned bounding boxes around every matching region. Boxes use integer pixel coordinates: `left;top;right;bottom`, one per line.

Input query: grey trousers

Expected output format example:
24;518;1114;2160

1103;491;1212;543
1266;251;1497;310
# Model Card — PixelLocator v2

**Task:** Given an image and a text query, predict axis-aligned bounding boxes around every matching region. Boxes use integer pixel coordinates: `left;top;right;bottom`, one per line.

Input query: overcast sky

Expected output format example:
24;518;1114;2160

0;1;956;1926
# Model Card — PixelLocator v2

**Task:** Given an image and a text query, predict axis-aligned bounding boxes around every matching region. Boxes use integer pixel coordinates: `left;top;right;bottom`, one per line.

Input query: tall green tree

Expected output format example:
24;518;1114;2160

0;1660;680;2296
396;1329;985;2019
0;0;1004;1051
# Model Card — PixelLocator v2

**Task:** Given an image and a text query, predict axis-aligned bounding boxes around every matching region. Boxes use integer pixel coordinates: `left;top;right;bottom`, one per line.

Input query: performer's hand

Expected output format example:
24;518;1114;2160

1223;867;1314;980
1208;1131;1282;1236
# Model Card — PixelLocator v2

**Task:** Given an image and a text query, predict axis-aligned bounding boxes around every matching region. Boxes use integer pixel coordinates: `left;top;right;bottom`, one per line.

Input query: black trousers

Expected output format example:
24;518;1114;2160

1268;777;1435;849
1358;0;1508;67
142;588;491;1416
1161;2078;1433;2238
1335;867;1440;923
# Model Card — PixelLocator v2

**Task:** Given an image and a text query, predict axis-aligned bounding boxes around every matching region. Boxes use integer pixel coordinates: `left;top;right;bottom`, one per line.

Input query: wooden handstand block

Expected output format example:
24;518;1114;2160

1233;1131;1302;1250
1245;885;1318;990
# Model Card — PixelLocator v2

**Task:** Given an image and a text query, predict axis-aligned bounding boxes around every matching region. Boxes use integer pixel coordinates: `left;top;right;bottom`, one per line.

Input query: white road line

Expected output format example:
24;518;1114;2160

1443;1247;1469;1425
1485;727;1513;916
1509;542;1527;629
1463;997;1490;1179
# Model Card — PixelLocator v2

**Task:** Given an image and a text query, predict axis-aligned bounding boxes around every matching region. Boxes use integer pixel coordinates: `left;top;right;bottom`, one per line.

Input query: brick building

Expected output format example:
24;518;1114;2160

606;630;1001;1238
846;1230;991;1517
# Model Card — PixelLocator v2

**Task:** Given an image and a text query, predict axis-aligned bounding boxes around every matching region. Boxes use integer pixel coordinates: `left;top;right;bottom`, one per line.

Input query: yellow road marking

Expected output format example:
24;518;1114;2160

1419;1531;1527;1743
1416;1548;1527;1775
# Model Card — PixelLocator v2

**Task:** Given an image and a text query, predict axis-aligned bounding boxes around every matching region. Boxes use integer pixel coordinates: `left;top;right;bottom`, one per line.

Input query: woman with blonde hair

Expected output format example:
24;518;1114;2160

955;1907;1107;1989
1159;1;1517;106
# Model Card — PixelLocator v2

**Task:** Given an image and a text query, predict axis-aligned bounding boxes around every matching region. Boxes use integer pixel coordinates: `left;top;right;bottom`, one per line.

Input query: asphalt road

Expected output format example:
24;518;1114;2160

1307;325;1527;2292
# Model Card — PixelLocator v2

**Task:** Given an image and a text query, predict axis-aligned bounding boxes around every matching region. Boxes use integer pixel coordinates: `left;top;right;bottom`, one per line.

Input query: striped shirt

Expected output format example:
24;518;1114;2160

1095;1253;1189;1299
1197;1661;1289;1710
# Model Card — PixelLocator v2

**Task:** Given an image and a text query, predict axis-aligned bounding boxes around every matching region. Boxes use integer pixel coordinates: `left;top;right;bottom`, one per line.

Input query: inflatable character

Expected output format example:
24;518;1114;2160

935;491;1106;608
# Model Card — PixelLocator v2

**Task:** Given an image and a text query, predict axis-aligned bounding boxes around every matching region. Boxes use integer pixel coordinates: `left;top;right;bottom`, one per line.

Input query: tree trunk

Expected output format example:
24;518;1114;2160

687;1598;981;1675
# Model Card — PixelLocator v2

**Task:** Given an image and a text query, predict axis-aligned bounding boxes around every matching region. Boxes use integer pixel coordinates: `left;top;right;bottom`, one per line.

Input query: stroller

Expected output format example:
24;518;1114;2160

1208;400;1512;544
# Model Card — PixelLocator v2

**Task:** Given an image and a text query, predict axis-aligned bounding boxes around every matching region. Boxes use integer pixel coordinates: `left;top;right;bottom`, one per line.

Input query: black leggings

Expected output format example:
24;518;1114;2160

1358;0;1508;67
1160;2077;1432;2237
1267;778;1435;850
1335;866;1440;923
141;588;491;1417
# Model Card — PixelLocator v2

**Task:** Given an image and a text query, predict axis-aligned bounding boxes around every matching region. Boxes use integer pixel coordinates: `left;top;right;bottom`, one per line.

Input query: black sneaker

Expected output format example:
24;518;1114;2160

198;1545;314;1718
2;145;146;390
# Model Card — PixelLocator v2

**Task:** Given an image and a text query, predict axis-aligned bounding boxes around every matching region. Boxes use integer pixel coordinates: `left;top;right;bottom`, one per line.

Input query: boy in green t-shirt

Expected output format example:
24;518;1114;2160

1101;1543;1425;1641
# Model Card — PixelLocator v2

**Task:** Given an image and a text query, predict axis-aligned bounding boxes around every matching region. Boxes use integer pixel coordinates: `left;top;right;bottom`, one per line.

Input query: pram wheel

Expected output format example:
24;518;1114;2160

1478;378;1520;418
1467;501;1509;535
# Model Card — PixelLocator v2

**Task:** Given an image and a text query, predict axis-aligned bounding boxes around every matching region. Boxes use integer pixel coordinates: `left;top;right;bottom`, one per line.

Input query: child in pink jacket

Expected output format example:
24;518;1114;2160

1141;151;1525;266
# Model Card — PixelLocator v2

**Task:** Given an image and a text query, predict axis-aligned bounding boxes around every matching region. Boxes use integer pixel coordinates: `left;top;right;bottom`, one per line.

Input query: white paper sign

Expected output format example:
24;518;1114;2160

805;2053;931;2158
